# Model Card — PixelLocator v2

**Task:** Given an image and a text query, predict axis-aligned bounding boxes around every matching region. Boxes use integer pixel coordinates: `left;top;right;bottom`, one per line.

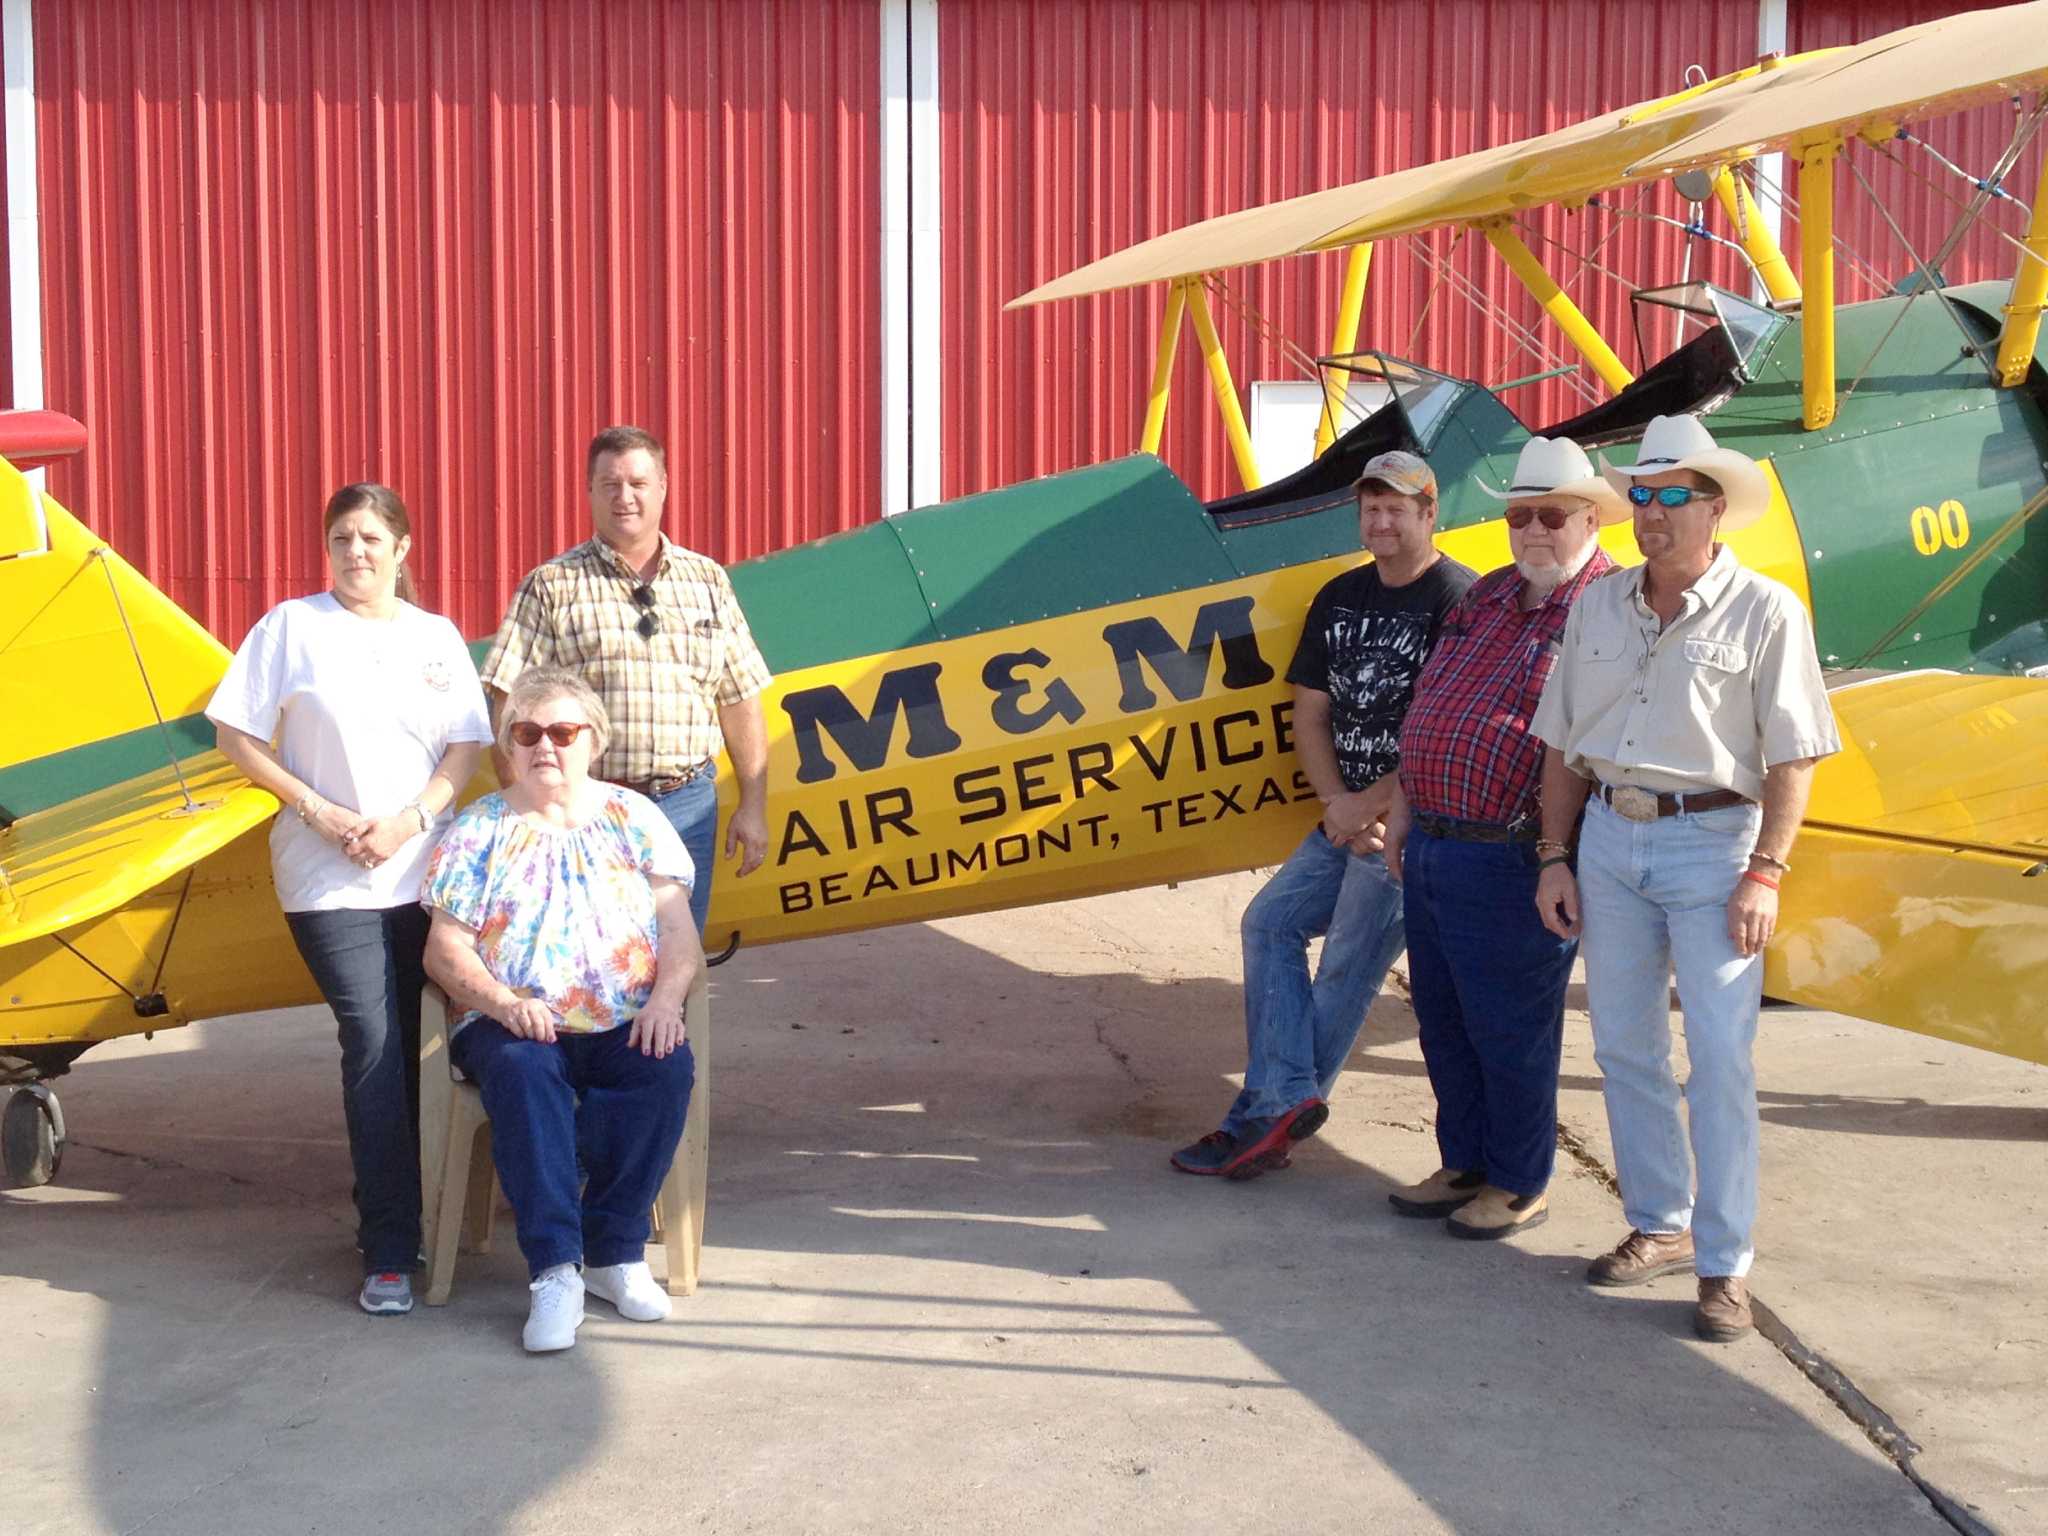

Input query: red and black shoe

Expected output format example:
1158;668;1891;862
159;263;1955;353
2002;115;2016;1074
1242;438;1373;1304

1170;1131;1296;1175
1218;1098;1329;1181
1170;1131;1238;1175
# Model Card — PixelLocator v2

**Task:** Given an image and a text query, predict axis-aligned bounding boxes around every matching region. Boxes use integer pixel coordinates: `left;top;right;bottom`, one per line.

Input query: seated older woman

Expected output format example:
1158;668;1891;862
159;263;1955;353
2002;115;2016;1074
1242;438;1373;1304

422;665;701;1353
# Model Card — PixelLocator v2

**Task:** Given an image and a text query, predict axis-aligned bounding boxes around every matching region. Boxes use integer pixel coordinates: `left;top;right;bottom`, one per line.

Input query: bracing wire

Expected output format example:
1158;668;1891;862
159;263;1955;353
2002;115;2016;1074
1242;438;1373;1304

1198;272;1383;439
1843;150;1999;393
1409;237;1602;405
93;548;198;812
1770;179;1904;299
1404;229;1462;357
1898;127;2033;221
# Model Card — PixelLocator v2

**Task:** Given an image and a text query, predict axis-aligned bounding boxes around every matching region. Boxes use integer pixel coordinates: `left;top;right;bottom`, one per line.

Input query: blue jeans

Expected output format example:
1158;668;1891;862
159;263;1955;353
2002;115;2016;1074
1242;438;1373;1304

1578;796;1765;1278
1221;828;1406;1136
1402;827;1577;1197
654;769;718;933
450;1020;695;1278
284;903;430;1274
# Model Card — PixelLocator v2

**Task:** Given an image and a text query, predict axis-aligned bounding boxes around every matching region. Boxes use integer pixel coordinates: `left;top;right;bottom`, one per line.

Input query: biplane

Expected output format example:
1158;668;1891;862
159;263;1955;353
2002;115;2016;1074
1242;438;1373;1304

3;3;2045;1186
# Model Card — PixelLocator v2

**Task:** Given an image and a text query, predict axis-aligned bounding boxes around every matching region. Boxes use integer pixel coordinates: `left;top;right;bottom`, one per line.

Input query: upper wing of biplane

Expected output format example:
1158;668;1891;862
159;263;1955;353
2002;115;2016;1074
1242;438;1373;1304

1012;1;2048;308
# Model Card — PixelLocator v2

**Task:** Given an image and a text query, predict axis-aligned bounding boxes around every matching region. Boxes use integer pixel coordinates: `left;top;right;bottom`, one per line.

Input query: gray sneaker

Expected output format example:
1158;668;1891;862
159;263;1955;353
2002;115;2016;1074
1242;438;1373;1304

358;1270;414;1316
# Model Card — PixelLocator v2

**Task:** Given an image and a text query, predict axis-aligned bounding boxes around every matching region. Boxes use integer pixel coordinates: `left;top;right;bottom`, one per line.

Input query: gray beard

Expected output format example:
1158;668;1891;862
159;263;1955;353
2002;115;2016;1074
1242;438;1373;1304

1517;538;1599;595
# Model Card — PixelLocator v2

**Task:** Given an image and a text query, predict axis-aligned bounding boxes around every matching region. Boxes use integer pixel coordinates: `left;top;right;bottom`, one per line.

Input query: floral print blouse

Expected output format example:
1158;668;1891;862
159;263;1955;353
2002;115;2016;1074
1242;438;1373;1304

422;785;695;1035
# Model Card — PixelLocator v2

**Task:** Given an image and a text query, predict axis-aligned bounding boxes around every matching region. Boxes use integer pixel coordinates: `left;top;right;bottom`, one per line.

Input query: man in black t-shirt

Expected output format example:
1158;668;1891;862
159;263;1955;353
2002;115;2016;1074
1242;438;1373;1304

1173;451;1475;1179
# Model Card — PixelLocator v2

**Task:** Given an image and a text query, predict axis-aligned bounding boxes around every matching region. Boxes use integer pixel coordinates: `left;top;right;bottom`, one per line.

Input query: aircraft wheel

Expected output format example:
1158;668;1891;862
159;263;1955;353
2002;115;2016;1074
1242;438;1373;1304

2;1085;65;1187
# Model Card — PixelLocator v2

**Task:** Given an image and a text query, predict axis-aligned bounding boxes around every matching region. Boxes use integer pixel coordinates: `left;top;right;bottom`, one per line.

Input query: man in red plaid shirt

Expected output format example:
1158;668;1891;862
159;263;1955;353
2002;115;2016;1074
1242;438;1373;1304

1379;436;1621;1239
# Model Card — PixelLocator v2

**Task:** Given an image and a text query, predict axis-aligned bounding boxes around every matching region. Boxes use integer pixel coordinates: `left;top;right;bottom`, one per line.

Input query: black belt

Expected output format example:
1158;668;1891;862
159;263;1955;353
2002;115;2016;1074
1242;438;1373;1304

1411;812;1538;845
611;760;715;798
1594;782;1749;822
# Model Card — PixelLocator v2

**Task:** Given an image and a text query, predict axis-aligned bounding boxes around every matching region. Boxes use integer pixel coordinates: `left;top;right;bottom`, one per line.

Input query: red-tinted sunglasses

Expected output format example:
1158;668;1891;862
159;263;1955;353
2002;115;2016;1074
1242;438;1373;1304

1503;504;1579;530
509;720;594;749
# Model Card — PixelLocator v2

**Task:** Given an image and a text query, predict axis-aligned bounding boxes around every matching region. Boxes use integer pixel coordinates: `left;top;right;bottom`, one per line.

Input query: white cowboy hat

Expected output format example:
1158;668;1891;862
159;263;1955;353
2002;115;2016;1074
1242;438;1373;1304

1477;436;1627;520
1598;413;1771;532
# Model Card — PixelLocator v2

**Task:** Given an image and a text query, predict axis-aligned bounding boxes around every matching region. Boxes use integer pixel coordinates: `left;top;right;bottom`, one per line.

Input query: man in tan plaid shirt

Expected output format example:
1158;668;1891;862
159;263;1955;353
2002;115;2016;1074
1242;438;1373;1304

480;425;773;932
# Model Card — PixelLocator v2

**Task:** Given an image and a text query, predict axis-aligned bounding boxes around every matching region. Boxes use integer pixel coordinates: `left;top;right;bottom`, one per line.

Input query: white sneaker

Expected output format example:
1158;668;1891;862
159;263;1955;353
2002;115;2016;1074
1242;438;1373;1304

523;1263;585;1353
583;1259;672;1322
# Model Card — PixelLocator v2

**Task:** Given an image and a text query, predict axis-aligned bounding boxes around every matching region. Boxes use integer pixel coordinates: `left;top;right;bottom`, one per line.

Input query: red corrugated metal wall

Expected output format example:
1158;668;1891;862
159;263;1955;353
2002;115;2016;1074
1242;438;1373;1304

1787;1;2038;301
0;19;11;412
941;0;1761;504
14;0;2029;639
32;0;881;643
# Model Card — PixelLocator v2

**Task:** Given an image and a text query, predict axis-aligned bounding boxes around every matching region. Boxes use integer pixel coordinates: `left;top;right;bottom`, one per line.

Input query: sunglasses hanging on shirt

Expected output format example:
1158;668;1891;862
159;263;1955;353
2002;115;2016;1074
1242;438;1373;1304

629;581;663;638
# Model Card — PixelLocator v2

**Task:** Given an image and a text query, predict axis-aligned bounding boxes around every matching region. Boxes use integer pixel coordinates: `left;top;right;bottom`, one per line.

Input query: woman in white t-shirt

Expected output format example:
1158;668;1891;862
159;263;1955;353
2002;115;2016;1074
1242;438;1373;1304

208;482;493;1318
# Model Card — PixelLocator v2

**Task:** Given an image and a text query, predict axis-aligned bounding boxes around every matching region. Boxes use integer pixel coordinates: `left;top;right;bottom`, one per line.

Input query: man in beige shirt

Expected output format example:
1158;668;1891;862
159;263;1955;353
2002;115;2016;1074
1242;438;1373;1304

1530;414;1839;1343
482;426;773;934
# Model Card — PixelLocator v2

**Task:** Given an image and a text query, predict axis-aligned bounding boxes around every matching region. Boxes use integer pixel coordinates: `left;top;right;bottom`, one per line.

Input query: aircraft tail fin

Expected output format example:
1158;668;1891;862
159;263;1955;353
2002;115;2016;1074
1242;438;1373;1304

0;423;232;826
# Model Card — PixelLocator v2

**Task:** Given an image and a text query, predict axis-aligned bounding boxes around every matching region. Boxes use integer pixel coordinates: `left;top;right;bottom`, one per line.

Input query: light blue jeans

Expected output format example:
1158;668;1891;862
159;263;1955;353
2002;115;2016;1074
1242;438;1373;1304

1578;796;1764;1278
1220;827;1407;1137
653;769;718;934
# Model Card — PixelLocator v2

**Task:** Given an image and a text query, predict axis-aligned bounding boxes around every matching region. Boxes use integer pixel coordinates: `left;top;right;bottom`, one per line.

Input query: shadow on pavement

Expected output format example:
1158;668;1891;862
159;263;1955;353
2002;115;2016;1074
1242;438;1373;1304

0;903;1954;1535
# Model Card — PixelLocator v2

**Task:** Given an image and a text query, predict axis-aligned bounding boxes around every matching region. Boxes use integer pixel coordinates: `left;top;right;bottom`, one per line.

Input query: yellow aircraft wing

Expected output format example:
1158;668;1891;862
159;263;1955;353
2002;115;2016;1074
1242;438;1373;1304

1012;1;2047;308
0;451;317;1047
1627;6;2048;179
0;765;313;1046
1772;672;2048;1066
0;757;276;949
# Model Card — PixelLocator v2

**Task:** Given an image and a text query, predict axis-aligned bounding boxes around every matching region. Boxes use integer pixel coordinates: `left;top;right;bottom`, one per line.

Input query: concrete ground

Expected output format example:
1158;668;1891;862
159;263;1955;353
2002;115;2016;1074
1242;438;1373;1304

3;874;2042;1536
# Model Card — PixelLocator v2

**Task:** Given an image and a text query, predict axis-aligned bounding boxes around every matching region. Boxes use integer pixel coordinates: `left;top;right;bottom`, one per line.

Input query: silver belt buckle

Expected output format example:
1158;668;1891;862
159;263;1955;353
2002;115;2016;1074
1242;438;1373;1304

1609;785;1660;823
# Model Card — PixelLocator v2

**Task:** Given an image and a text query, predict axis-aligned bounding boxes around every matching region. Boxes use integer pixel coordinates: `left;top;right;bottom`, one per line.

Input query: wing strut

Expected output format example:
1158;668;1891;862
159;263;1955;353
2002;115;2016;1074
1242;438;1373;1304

1184;281;1262;491
1314;244;1374;456
1139;279;1188;454
48;869;193;1018
1996;125;2048;386
1796;138;1842;430
1478;218;1636;395
1712;165;1801;304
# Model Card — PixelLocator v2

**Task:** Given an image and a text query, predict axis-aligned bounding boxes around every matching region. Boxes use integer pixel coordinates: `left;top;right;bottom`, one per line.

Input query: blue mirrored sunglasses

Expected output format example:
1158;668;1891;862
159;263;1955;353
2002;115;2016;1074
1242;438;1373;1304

1626;483;1713;508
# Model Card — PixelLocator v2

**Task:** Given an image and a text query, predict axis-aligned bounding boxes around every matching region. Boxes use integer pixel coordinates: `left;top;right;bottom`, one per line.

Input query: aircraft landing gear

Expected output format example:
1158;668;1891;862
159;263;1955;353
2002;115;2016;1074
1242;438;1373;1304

2;1084;66;1187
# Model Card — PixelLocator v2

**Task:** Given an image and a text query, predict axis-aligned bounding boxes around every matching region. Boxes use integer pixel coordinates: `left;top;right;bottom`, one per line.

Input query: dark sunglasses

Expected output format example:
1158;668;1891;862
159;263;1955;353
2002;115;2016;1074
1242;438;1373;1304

508;720;595;749
1627;484;1715;509
630;582;662;638
1503;504;1578;530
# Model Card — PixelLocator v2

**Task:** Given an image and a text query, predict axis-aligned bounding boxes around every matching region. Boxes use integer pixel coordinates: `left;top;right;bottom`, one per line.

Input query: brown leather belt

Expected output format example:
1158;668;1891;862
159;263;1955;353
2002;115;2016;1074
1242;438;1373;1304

610;759;715;799
1595;782;1749;823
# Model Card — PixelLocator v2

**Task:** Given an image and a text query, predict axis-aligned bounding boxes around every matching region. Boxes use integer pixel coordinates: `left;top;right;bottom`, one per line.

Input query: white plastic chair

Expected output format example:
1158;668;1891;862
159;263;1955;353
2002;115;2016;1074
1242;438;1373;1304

417;970;709;1305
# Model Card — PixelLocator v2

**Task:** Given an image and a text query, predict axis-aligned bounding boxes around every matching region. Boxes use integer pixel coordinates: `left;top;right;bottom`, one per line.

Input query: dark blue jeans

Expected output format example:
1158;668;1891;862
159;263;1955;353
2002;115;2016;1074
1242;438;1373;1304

654;769;717;933
450;1020;694;1277
1401;826;1577;1197
284;903;430;1274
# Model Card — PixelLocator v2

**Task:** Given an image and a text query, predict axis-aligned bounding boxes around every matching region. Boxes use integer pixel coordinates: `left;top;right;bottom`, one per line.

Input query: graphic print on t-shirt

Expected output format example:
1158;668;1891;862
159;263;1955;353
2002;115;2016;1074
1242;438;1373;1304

1323;607;1440;786
1285;559;1476;791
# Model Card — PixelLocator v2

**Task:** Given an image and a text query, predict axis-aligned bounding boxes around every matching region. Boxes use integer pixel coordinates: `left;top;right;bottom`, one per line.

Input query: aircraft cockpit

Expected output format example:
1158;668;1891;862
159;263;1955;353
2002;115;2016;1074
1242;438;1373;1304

1206;353;1475;533
1204;282;1792;558
1540;282;1787;447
